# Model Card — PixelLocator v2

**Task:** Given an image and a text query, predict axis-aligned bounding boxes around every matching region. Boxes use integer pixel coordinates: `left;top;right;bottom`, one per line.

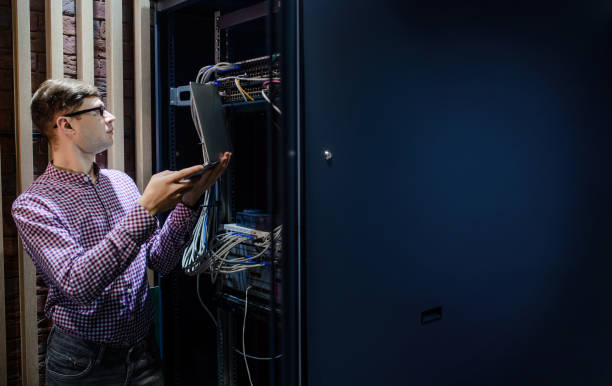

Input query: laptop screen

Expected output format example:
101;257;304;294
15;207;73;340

190;81;232;164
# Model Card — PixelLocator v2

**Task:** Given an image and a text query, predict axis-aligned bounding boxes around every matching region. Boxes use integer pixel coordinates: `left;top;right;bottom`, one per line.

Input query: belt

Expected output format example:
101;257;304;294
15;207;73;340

103;336;150;363
50;327;154;364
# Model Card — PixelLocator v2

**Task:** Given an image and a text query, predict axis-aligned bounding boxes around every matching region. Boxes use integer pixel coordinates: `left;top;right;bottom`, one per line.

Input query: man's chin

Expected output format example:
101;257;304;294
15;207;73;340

96;141;113;153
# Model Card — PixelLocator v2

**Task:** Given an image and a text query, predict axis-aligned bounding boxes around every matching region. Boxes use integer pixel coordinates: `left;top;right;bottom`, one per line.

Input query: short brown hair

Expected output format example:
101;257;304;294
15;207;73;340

31;78;101;141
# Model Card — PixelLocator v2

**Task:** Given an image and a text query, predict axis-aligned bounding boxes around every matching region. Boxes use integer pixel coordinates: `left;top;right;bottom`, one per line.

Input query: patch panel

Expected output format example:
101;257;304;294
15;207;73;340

215;55;280;105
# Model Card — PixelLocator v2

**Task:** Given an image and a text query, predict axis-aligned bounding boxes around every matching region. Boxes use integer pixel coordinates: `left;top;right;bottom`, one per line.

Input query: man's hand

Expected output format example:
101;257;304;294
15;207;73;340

182;152;232;208
138;165;205;217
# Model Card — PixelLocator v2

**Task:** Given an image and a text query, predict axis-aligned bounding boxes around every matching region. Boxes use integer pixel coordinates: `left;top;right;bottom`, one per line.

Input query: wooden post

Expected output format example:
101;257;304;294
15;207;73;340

46;0;63;161
134;0;155;286
45;0;63;79
0;151;6;386
12;0;38;384
106;0;124;171
76;0;94;84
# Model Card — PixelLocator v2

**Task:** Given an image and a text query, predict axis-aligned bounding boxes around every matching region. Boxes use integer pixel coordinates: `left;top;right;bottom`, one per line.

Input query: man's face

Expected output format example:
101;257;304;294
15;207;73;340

66;97;115;154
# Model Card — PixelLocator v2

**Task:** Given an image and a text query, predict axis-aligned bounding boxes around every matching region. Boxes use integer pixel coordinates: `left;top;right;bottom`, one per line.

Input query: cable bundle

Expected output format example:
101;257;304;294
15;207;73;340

194;61;281;103
182;62;282;278
182;187;216;275
207;225;282;281
183;63;235;276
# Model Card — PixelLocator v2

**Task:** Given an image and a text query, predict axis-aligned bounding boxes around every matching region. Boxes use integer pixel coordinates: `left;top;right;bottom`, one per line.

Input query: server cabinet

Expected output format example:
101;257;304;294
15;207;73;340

285;1;612;385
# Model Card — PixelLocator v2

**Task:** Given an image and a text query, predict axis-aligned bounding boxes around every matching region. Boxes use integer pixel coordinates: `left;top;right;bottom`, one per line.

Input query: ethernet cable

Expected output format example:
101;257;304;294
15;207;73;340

182;189;215;276
196;272;218;327
235;78;254;101
216;76;280;83
233;348;282;361
243;286;254;386
261;90;282;114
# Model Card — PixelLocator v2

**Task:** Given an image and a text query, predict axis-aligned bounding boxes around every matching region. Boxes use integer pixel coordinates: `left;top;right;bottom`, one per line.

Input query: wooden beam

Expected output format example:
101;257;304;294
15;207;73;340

76;0;94;84
45;0;63;161
0;152;6;386
134;0;154;286
45;0;63;78
134;0;152;193
11;1;38;385
106;0;124;171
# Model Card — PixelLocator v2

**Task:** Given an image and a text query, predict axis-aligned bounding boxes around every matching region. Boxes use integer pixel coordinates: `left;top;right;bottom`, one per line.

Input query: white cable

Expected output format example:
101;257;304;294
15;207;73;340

243;286;254;386
214;76;281;82
234;348;282;361
207;228;280;271
261;90;282;114
182;190;215;276
197;273;217;327
235;78;249;102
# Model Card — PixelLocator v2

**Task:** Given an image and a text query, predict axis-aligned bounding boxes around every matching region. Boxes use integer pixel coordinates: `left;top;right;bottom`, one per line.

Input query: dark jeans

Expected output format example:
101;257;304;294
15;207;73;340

45;327;164;386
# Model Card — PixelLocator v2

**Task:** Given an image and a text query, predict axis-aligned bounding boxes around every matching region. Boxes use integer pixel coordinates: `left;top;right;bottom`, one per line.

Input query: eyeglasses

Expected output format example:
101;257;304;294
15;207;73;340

53;105;106;128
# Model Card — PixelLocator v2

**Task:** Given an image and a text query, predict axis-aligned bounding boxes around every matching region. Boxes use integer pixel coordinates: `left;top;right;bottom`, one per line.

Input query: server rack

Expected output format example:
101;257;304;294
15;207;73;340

154;1;283;385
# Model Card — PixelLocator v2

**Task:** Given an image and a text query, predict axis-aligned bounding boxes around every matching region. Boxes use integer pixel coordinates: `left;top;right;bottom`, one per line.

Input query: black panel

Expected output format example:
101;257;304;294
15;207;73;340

301;1;612;385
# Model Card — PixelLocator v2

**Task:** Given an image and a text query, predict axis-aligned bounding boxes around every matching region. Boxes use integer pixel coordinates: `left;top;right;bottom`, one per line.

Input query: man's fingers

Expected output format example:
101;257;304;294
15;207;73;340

199;153;231;186
221;152;231;164
213;153;231;174
175;181;194;192
172;164;204;181
216;153;231;175
179;153;231;191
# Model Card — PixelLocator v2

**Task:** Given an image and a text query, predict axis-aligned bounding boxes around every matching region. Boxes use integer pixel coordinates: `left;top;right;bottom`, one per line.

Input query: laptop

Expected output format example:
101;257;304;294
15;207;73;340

188;81;232;176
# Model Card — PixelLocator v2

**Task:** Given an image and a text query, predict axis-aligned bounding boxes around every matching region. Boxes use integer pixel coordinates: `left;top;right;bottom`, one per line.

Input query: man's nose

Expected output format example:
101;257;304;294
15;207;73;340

104;110;116;123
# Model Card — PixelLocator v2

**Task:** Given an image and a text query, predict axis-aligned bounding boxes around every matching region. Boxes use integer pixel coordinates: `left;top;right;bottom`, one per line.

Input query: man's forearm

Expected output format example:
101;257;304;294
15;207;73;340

145;203;199;274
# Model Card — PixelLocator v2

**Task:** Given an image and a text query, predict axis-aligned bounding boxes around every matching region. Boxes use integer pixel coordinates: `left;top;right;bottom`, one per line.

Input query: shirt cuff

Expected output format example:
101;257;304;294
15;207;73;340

171;203;199;226
119;202;158;244
164;203;199;243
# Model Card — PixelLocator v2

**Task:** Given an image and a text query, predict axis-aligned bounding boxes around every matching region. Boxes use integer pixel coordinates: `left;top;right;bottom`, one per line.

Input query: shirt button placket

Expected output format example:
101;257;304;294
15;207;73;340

126;285;133;321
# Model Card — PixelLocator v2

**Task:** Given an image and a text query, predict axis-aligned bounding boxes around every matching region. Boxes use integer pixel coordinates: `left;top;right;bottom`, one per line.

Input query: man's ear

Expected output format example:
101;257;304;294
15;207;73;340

56;117;76;139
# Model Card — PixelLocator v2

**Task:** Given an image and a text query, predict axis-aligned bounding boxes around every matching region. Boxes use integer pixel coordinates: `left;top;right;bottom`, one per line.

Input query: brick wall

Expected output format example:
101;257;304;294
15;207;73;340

123;1;135;180
1;0;138;384
62;0;136;178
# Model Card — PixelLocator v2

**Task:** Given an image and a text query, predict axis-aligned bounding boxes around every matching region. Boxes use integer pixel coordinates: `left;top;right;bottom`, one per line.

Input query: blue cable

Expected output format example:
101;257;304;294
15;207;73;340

217;65;241;73
231;232;255;239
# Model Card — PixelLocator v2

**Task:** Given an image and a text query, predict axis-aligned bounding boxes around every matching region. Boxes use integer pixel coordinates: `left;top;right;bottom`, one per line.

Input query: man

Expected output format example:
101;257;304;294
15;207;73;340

11;78;230;385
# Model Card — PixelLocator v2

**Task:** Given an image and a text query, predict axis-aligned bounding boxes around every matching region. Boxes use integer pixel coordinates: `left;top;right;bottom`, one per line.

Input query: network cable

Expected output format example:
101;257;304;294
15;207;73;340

243;286;254;386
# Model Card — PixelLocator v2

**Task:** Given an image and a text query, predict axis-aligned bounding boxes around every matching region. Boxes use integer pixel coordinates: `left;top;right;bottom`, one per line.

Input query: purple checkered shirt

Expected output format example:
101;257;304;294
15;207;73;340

12;162;198;346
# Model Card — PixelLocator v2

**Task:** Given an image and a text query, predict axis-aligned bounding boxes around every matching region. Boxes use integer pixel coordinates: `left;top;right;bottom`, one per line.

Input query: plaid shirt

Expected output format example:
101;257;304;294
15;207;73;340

12;162;197;346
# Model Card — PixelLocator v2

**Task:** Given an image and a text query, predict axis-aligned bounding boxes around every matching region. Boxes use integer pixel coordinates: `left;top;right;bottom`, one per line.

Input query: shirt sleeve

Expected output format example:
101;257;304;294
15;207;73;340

142;203;200;275
12;193;157;306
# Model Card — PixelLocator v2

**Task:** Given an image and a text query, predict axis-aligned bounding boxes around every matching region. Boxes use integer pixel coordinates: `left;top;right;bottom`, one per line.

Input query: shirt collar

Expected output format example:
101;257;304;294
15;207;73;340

45;161;101;185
